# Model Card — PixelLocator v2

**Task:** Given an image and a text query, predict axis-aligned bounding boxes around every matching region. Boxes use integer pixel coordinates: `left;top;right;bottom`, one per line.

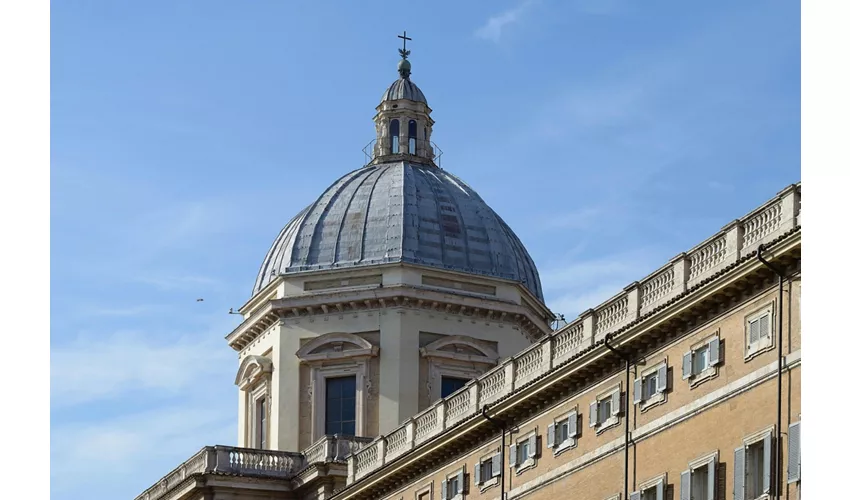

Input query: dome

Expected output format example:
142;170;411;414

381;78;427;105
253;161;544;302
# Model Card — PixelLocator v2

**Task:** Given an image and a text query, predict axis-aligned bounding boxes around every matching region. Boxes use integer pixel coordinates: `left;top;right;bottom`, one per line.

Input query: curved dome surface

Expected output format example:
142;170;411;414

381;78;427;105
254;161;544;302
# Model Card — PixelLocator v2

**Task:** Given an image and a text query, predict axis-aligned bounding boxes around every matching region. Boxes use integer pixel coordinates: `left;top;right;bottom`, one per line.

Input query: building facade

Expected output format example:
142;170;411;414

136;45;802;500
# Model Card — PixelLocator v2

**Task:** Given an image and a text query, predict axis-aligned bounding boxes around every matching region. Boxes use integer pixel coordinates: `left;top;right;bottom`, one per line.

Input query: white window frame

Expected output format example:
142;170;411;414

235;355;273;449
414;482;433;500
684;450;718;500
443;466;466;500
605;495;621;500
744;303;775;360
633;473;666;500
512;428;539;474
474;448;501;492
420;336;499;404
248;383;270;449
296;332;379;442
685;331;721;388
635;359;668;412
592;384;622;433
548;407;579;455
742;427;774;500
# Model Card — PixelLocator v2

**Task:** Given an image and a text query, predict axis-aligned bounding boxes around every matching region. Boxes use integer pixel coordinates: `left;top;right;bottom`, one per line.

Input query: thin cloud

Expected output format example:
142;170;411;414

474;0;536;43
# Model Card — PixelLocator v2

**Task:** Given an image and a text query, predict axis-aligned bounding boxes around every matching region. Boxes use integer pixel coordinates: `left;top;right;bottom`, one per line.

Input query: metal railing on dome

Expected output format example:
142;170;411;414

361;139;443;168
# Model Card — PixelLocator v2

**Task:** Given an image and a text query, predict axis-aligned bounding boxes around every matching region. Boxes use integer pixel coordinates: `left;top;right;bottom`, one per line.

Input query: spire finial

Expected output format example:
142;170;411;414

397;31;412;59
397;31;412;79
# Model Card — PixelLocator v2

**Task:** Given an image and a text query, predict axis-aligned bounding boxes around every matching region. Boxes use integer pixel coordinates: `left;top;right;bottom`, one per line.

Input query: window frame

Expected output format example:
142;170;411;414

744;303;775;360
512;428;539;474
443;466;466;500
635;359;668;412
474;448;502;492
684;331;721;388
684;450;718;500
548;407;579;455
592;384;622;433
634;473;666;500
324;375;357;436
414;482;433;500
741;427;774;500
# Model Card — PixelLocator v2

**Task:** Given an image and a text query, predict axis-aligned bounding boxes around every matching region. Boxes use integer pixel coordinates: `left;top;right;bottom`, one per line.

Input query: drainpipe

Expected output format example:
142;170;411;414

757;244;785;498
482;404;507;500
604;333;633;500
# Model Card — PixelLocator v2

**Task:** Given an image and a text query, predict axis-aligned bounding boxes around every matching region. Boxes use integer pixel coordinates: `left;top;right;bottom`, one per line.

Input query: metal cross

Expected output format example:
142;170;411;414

397;31;412;59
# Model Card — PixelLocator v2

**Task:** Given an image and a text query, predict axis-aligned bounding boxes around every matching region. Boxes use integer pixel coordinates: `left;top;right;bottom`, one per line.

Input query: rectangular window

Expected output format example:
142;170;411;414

692;463;710;500
643;372;659;397
325;376;356;435
745;306;774;358
447;477;459;498
693;344;710;374
441;377;469;399
746;440;765;498
599;395;613;422
518;440;530;463
255;397;267;449
547;410;578;453
481;458;493;482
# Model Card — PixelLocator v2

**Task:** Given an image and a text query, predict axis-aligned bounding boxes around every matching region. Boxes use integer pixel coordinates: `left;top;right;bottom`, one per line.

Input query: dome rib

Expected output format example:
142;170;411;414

253;161;544;302
381;78;427;104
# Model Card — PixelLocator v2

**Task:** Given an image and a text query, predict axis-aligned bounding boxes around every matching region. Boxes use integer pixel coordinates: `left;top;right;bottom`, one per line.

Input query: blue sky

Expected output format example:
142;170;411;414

50;1;799;498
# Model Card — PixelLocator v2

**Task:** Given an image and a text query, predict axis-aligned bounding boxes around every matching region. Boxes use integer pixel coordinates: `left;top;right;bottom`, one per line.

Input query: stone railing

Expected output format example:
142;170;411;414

302;435;374;467
136;446;304;500
347;183;801;485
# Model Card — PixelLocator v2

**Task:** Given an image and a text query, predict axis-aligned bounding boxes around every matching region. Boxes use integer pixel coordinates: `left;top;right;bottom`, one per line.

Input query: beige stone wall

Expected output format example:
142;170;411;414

382;277;802;500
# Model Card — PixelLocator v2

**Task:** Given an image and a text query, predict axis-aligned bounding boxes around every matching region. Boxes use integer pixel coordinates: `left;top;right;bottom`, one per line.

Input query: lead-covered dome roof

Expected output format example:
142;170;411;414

253;161;544;302
380;77;427;104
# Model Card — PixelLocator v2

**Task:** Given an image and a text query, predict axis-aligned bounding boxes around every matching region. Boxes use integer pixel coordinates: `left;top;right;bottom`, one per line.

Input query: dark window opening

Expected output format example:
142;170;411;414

408;120;418;154
441;377;469;398
325;376;356;435
256;397;267;449
390;119;400;153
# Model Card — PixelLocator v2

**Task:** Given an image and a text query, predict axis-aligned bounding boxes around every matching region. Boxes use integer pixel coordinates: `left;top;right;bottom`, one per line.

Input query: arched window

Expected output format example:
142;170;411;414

390;119;400;153
408;120;417;154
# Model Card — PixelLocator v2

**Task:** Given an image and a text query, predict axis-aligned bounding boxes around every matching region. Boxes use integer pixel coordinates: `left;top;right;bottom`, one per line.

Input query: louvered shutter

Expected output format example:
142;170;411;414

441;480;448;500
763;435;772;495
656;482;664;500
509;444;517;467
568;413;578;438
634;378;643;404
657;364;668;392
612;391;622;415
529;434;538;458
733;446;745;500
748;319;758;344
707;457;716;500
547;423;556;448
474;463;481;485
708;338;721;366
683;351;693;379
788;421;801;483
589;401;598;427
492;452;502;477
759;314;771;340
629;492;640;500
456;470;465;494
680;470;691;500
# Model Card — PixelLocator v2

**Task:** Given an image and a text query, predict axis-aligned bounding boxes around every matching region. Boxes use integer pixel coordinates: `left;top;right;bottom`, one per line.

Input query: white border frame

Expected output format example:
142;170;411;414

688;331;721;388
744;302;775;361
552;406;579;455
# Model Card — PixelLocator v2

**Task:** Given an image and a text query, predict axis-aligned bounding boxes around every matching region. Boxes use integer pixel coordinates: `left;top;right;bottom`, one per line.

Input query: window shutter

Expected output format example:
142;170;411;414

657;364;668;393
547;423;556;448
509;444;517;467
708;338;721;367
474;463;481;485
763;435;772;495
788;421;801;483
759;314;771;340
680;470;691;500
441;480;448;500
612;390;622;415
589;401;598;427
707;457;716;500
655;482;664;500
492;452;502;477
748;319;759;344
682;351;693;379
568;413;578;438
529;434;538;458
733;446;745;500
629;492;640;500
456;471;465;494
634;378;643;404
